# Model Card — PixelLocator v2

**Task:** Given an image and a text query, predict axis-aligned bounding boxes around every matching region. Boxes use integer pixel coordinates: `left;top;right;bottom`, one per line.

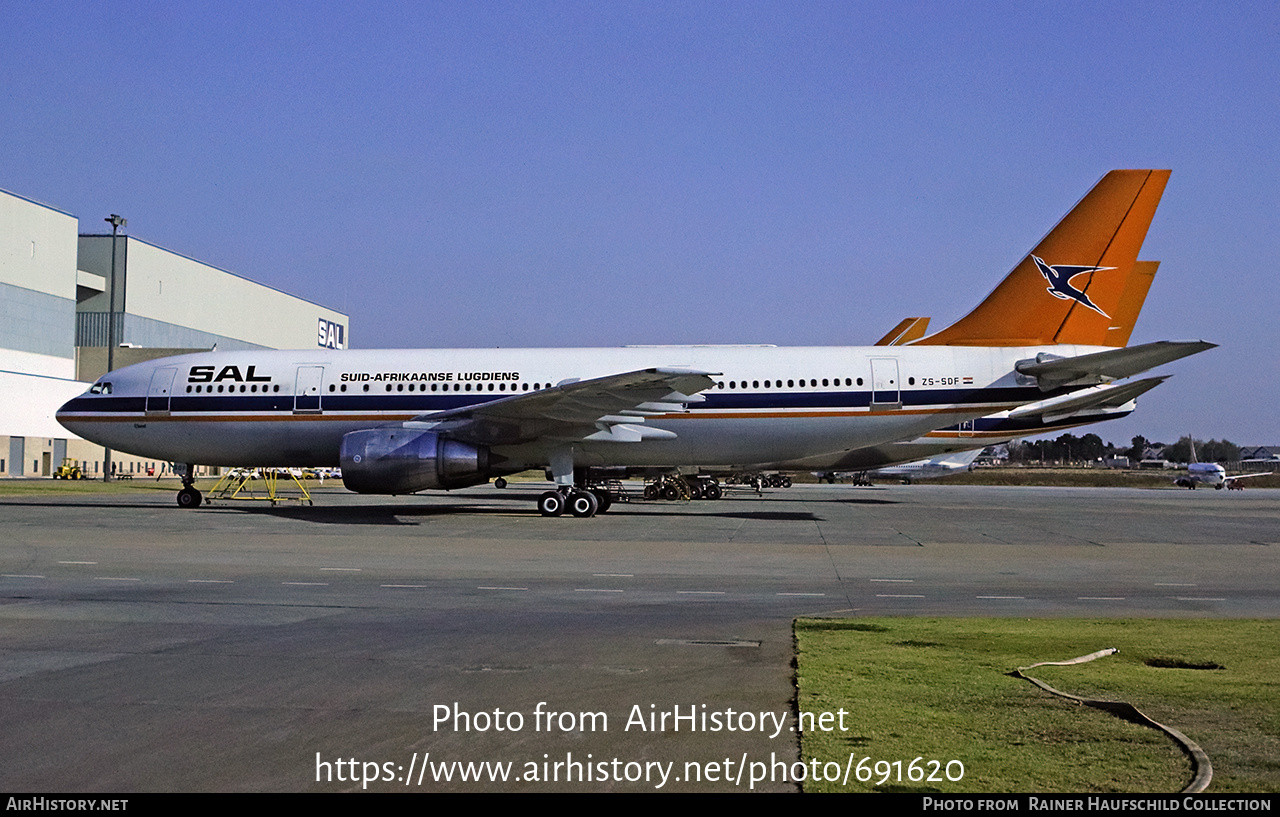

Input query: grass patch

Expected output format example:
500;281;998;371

795;618;1280;793
0;478;221;496
0;479;168;496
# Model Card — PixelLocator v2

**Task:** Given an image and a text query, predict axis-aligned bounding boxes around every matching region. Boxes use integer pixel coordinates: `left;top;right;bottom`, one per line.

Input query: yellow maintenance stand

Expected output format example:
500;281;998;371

205;468;313;506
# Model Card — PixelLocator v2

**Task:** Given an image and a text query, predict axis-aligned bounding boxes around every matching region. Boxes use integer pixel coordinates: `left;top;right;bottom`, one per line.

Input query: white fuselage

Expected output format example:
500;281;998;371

1187;462;1228;487
871;452;981;480
57;344;1098;471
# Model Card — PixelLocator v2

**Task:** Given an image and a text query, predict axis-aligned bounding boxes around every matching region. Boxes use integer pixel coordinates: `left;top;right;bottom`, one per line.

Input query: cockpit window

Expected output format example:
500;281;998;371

89;382;113;395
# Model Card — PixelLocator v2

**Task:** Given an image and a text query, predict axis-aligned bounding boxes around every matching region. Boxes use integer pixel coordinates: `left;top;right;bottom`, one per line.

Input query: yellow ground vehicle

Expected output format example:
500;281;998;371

53;458;86;480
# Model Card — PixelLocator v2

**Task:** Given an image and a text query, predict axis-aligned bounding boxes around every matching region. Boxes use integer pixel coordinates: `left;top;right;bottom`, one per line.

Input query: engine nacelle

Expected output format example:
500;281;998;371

340;428;489;494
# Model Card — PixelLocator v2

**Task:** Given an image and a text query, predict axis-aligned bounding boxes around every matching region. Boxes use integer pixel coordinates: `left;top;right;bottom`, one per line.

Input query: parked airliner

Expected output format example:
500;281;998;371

57;170;1212;516
864;448;984;484
1175;440;1272;490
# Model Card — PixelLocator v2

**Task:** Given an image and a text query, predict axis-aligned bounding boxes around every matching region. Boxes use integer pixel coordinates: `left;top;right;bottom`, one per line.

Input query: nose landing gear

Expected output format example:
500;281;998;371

176;463;203;508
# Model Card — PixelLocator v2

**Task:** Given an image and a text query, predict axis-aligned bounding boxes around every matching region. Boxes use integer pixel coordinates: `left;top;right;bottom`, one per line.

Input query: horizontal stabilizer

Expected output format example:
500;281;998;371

1007;376;1167;421
1016;340;1215;391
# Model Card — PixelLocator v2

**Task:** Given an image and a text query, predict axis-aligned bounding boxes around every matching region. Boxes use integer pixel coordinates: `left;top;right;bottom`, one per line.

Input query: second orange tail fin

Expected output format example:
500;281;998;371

874;317;931;346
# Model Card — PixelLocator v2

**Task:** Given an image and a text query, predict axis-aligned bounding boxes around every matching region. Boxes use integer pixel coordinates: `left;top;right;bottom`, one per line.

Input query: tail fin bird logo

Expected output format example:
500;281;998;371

1031;255;1114;318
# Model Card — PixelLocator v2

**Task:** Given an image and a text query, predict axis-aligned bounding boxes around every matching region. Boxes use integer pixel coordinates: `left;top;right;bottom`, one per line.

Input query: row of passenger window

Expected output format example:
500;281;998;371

184;382;550;395
187;384;281;393
717;377;865;390
185;377;886;396
327;381;551;393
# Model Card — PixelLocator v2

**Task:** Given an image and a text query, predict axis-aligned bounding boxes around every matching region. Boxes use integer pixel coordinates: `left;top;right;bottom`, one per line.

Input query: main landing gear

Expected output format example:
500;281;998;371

535;448;618;518
176;463;202;508
642;474;723;501
537;486;614;518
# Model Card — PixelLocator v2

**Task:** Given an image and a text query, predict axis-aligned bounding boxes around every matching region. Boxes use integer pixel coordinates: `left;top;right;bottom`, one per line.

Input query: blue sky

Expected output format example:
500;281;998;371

3;2;1277;445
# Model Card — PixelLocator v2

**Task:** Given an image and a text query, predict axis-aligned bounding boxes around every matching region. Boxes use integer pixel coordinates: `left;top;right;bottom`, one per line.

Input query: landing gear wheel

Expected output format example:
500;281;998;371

591;489;613;514
493;477;508;489
661;483;682;501
177;487;203;509
704;482;723;501
568;490;599;518
537;491;566;517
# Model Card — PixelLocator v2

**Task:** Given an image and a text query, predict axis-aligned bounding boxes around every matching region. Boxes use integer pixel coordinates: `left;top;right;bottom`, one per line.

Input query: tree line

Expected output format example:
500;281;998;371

1005;435;1241;465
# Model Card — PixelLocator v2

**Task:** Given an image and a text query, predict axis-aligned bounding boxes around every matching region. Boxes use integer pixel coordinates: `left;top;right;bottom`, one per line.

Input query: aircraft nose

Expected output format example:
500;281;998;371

55;393;91;436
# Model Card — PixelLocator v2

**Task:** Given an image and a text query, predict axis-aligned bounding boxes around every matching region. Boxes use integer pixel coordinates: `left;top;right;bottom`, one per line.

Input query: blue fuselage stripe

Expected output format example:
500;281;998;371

59;385;1053;417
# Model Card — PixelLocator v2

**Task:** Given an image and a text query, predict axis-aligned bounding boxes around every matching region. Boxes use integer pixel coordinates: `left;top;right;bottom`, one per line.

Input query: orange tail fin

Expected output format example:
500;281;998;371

914;169;1169;347
1102;260;1159;347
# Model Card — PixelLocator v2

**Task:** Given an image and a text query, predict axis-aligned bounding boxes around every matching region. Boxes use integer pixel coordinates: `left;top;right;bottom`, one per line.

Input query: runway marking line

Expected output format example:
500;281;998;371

870;578;915;582
876;594;924;598
977;595;1025;599
1078;596;1125;600
321;567;362;572
95;577;140;581
593;573;633;577
477;586;527;591
2;574;45;579
776;592;826;596
283;582;328;586
677;591;726;595
188;579;233;584
575;588;624;593
58;561;96;565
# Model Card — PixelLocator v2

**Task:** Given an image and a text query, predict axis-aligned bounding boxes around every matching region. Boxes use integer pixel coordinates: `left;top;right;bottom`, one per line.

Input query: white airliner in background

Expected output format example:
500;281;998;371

1174;440;1272;490
870;448;984;483
57;170;1213;516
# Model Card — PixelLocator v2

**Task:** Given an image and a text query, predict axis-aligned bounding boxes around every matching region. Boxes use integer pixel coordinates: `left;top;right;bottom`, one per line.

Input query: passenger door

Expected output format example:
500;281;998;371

146;367;178;414
869;358;901;409
294;366;324;413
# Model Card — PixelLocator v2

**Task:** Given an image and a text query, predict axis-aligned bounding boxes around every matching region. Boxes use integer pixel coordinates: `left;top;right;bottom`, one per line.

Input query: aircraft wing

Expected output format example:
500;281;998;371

944;448;984;467
402;367;720;446
1224;472;1274;484
1016;340;1215;390
1007;376;1167;423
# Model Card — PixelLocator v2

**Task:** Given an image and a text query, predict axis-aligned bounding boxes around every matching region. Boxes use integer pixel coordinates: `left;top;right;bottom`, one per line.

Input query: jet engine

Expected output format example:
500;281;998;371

340;428;490;494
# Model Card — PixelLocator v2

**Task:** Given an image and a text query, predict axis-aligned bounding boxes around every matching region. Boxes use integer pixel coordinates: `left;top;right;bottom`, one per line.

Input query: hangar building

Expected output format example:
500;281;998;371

1;186;349;478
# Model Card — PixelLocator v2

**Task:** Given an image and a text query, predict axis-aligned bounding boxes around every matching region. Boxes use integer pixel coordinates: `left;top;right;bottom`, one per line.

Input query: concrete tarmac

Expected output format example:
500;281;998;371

1;482;1276;791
